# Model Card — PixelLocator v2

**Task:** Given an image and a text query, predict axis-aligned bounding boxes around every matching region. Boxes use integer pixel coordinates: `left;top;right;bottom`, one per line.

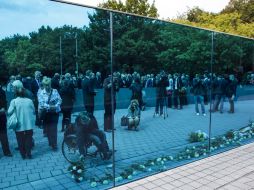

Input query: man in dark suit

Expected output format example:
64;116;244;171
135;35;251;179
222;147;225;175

31;71;42;126
173;73;183;109
82;70;96;115
94;72;102;89
103;73;119;132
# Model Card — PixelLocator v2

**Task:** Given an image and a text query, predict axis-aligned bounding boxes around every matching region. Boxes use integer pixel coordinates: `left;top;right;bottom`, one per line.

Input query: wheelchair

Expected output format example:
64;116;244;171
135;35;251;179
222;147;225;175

61;122;104;164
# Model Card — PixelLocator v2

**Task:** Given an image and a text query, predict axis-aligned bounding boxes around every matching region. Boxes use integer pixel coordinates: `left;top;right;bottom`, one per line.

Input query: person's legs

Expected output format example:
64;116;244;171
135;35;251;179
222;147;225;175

200;96;205;114
16;131;26;159
76;124;86;156
194;96;199;114
24;130;33;158
0;133;12;156
159;97;164;115
155;96;159;114
229;98;234;113
51;113;59;149
219;95;225;113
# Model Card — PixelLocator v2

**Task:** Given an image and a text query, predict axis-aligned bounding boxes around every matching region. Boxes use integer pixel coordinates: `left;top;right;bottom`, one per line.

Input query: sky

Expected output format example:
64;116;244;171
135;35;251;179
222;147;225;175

0;0;230;39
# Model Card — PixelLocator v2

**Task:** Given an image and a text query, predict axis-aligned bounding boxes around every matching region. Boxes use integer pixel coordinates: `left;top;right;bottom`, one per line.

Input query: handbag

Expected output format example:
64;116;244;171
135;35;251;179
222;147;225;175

7;100;20;130
121;116;128;126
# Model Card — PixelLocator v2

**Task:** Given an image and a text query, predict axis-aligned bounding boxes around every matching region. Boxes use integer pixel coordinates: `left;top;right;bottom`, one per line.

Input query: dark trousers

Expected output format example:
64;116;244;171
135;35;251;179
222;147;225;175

229;98;234;112
62;109;71;131
173;90;182;108
155;96;164;115
0;133;11;155
167;91;173;108
104;102;115;131
44;112;59;148
15;130;33;157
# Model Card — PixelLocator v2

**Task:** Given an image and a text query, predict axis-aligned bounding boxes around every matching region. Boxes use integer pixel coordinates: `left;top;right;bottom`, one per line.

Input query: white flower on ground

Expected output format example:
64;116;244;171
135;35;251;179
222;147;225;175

90;182;97;188
147;168;152;172
133;171;138;176
163;158;167;161
168;156;173;160
77;169;82;173
156;158;162;162
78;177;83;181
203;153;206;156
140;165;145;169
103;180;109;185
161;161;165;165
71;175;75;179
150;162;155;165
72;166;77;170
179;156;183;160
186;149;190;153
115;176;123;182
194;153;199;158
187;156;191;159
127;175;133;180
192;146;196;149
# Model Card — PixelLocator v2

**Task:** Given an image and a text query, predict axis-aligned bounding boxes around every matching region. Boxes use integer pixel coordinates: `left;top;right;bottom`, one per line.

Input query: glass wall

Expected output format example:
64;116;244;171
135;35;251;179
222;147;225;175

0;0;253;189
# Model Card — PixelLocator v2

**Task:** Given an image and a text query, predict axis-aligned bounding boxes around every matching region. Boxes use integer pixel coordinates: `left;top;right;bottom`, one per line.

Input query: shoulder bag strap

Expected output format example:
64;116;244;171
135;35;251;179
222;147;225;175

14;100;19;123
47;89;53;104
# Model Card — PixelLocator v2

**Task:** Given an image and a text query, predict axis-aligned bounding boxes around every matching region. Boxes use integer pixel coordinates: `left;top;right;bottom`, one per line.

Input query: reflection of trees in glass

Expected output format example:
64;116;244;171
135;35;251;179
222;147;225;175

0;8;253;83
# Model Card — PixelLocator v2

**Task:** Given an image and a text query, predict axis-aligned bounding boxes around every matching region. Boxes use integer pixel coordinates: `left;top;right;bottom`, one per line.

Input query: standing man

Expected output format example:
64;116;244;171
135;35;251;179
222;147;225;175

0;84;12;157
103;73;119;132
82;70;96;115
173;73;183;109
31;71;42;126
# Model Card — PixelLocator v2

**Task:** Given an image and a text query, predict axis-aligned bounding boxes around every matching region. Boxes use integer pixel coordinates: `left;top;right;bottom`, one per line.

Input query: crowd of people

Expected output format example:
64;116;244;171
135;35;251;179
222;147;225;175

0;68;251;160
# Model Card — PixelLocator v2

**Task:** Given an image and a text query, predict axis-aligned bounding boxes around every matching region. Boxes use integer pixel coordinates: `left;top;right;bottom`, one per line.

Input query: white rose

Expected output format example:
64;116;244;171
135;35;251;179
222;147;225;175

127;175;133;180
103;180;109;185
72;166;77;170
156;158;162;162
77;169;82;173
90;182;97;187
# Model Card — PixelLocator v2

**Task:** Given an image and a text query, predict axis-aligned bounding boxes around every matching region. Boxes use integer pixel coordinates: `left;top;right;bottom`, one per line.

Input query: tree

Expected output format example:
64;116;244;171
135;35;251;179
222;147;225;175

99;0;159;18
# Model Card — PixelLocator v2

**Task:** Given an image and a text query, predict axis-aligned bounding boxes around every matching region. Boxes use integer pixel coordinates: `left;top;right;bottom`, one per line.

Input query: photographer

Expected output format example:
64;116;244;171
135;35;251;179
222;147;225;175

103;73;119;132
155;71;168;116
127;99;140;130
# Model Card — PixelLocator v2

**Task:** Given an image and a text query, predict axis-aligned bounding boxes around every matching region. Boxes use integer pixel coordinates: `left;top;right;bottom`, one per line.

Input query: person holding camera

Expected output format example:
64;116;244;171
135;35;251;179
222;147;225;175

38;77;62;151
127;99;140;130
103;73;119;132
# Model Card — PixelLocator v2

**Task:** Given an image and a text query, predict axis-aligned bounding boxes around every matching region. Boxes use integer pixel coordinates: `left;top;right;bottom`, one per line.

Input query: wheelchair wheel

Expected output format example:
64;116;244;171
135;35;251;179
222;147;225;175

62;134;84;164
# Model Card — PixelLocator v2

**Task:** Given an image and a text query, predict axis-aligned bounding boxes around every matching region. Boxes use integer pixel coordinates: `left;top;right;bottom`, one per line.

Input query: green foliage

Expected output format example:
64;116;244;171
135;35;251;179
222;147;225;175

99;0;159;18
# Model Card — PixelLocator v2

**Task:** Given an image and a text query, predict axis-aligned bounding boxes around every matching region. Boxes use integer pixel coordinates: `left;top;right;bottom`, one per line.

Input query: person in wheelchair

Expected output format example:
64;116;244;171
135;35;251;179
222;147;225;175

127;99;140;130
75;111;112;160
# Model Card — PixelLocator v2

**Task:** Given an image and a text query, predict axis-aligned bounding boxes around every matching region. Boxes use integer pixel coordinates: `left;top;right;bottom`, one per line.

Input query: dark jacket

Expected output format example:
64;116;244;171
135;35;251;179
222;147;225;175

82;77;96;108
156;76;168;97
226;79;237;97
103;77;119;106
192;78;206;96
59;80;76;110
0;88;7;133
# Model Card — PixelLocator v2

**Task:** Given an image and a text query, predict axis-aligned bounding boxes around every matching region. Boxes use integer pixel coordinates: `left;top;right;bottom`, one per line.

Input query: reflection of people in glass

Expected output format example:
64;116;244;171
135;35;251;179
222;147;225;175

127;99;140;130
193;74;206;116
82;70;96;115
173;73;183;109
59;73;76;132
103;73;119;132
212;75;228;113
226;74;238;113
166;74;174;108
155;71;168;116
129;77;143;109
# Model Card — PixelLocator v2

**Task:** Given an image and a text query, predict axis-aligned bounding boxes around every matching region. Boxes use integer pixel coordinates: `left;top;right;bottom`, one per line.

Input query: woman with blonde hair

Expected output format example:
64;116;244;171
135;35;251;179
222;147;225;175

8;80;35;159
127;99;140;130
38;77;62;151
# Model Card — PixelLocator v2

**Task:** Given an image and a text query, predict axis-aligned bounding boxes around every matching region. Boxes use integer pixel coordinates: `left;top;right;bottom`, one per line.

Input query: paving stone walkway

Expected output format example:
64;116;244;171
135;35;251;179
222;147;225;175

0;100;253;189
112;142;254;190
